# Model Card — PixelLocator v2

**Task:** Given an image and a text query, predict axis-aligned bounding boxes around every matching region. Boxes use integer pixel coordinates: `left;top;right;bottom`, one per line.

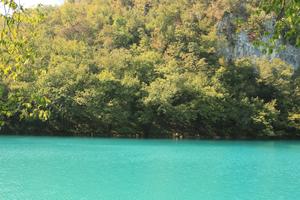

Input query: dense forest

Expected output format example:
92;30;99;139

0;0;299;138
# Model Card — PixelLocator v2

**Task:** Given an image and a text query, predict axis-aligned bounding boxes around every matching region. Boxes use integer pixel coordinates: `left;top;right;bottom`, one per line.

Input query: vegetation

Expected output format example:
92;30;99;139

0;0;299;138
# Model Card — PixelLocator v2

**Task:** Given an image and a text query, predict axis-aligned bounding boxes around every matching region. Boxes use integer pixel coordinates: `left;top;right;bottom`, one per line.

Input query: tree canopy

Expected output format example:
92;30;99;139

0;0;299;138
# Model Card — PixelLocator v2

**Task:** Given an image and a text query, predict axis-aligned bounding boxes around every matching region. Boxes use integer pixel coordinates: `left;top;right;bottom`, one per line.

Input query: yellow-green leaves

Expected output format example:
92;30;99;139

0;0;299;136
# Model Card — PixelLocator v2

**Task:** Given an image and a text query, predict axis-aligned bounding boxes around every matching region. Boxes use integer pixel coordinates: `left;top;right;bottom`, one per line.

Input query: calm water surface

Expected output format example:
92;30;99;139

0;136;300;200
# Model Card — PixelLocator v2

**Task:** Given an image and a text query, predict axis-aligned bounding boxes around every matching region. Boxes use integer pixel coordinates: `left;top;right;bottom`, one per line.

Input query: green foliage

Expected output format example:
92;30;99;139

0;0;50;129
259;0;300;47
0;0;299;137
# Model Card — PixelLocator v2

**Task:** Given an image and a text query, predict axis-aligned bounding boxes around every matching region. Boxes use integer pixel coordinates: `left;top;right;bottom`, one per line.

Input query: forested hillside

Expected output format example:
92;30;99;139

0;0;299;138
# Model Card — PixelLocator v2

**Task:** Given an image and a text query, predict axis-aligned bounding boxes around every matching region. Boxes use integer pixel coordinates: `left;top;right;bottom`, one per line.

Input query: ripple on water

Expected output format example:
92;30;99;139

0;137;300;200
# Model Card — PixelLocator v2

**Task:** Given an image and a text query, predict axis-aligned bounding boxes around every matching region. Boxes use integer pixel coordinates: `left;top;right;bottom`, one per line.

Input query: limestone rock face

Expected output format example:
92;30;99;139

217;13;300;68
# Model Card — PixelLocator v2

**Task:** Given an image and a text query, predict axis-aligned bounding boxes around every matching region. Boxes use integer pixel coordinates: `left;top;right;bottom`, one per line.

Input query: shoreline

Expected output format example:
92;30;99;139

1;132;300;140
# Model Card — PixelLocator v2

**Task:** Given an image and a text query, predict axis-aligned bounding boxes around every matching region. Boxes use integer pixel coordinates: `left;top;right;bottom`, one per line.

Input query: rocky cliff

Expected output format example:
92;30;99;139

217;13;300;68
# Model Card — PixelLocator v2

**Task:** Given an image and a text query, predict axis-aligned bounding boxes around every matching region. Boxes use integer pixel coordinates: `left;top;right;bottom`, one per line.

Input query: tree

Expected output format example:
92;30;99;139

0;0;299;137
259;0;300;47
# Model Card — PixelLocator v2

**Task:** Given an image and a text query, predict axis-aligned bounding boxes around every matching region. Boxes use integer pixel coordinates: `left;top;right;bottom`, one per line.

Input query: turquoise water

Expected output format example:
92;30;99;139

0;137;300;200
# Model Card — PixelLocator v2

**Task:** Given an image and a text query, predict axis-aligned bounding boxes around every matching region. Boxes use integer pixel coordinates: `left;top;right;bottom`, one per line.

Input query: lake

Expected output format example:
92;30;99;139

0;136;300;200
